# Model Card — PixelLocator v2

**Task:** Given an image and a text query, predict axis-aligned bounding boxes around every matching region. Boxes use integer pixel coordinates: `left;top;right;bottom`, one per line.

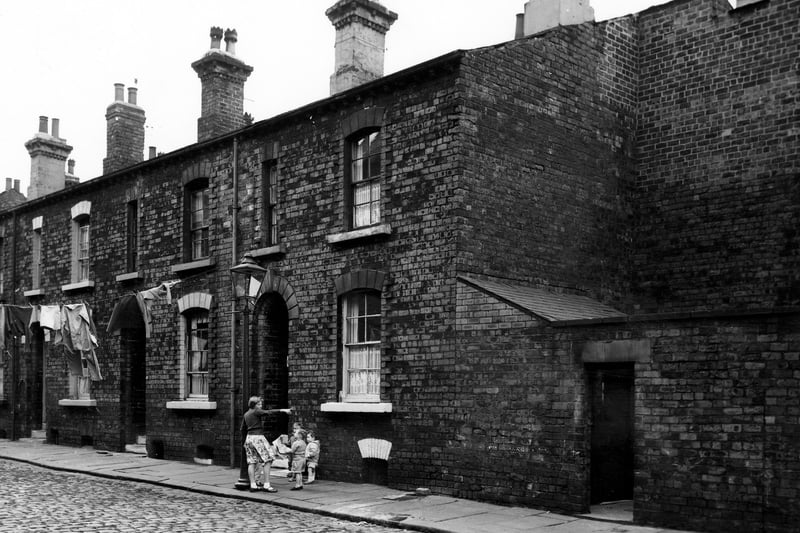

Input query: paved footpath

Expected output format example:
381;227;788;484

0;438;697;533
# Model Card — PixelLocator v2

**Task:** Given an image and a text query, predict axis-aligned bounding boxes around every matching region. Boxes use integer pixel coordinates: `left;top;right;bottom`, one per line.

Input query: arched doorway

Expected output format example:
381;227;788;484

250;293;289;442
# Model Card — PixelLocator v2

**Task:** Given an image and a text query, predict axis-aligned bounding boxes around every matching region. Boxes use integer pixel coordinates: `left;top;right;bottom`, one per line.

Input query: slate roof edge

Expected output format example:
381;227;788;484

457;274;555;321
551;305;800;327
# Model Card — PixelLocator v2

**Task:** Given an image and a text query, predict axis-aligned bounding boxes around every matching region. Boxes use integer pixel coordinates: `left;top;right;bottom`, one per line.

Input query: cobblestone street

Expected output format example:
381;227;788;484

0;460;399;533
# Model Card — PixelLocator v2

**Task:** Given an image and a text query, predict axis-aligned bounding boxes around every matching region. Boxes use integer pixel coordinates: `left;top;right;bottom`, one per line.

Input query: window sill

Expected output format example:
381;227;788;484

326;224;392;245
58;398;97;407
320;402;392;413
166;400;217;410
170;258;215;275
116;271;143;283
61;280;95;293
250;243;287;259
24;289;45;298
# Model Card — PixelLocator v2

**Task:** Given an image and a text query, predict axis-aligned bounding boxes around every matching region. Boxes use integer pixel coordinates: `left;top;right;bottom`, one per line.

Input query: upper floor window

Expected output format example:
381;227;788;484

126;200;139;272
32;223;42;290
348;131;382;228
341;290;381;402
340;107;386;232
78;221;90;281
186;181;210;261
263;160;279;246
70;201;92;283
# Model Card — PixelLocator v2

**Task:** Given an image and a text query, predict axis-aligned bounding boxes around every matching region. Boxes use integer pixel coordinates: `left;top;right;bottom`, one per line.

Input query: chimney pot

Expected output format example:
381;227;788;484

224;28;238;54
68;159;75;174
515;13;525;39
5;178;11;191
210;26;223;49
51;118;60;139
38;116;48;133
149;146;157;159
114;83;125;101
13;179;19;192
128;87;138;105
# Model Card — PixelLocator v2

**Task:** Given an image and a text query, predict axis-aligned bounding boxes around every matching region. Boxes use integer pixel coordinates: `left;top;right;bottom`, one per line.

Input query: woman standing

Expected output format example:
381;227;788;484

241;396;290;492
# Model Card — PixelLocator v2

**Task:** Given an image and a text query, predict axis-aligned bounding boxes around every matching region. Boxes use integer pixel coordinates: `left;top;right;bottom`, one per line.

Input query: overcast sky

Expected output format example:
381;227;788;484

1;0;672;195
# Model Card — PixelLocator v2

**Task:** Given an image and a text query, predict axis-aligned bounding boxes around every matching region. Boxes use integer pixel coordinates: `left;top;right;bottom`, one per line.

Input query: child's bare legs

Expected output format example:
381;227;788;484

307;465;316;483
291;470;303;490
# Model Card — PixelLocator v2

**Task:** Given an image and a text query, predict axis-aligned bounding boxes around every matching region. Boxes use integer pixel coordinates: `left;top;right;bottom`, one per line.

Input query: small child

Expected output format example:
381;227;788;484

290;428;307;490
305;431;320;484
286;422;303;479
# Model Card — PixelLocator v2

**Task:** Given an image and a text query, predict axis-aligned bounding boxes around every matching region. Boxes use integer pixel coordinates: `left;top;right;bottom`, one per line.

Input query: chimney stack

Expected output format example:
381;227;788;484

103;83;146;174
326;0;398;95
25;116;73;200
191;27;253;142
519;0;594;37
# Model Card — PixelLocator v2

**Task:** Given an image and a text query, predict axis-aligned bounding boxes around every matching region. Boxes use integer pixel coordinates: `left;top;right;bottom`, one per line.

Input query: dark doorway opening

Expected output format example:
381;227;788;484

252;293;290;442
123;329;147;441
588;363;634;505
29;326;45;433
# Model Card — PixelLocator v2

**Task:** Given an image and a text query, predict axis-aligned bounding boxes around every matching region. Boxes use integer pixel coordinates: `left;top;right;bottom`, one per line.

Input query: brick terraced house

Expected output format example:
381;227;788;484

0;1;797;531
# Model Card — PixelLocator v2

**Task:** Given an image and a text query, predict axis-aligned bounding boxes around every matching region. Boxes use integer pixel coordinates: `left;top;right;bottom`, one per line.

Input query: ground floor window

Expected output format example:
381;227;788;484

186;311;209;398
342;290;381;402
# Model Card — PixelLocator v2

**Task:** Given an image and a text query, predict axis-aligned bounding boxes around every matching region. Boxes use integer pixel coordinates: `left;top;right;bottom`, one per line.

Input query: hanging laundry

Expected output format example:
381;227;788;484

60;303;103;381
39;305;62;331
62;304;96;351
135;280;180;338
0;305;33;360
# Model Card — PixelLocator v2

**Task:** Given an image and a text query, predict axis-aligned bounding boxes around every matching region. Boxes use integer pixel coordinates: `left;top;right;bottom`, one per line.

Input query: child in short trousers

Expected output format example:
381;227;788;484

305;431;320;484
290;428;307;490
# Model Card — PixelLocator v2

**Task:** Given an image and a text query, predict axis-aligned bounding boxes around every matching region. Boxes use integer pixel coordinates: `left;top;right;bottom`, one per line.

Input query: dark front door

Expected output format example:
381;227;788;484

252;293;290;442
124;330;147;439
589;364;634;504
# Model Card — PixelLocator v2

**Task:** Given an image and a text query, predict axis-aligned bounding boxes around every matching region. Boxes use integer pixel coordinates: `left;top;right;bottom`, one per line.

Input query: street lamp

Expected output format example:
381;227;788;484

230;252;267;490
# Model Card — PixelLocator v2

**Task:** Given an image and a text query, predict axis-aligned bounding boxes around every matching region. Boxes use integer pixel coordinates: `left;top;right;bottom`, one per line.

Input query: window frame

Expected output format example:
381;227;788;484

126;200;139;272
345;129;383;230
31;229;42;290
262;159;279;247
184;179;210;262
185;310;210;399
77;220;90;282
340;290;381;403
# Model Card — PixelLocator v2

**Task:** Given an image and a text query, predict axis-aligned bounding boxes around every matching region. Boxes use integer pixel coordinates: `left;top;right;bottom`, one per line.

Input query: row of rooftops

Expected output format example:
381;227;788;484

1;0;765;209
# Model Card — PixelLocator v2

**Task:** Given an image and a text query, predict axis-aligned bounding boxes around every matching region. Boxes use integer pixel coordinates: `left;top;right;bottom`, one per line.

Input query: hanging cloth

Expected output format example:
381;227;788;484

1;305;33;360
39;305;62;331
61;303;103;381
136;280;180;338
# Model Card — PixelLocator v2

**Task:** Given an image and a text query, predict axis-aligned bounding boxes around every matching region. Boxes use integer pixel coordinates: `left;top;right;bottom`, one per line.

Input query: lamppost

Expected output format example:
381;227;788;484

230;252;267;490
